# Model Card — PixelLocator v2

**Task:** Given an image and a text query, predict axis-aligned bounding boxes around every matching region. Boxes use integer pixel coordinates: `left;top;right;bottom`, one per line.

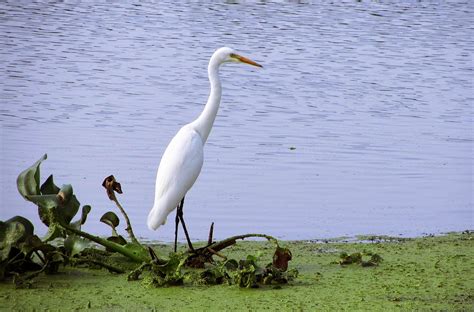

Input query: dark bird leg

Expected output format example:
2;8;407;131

177;197;195;252
174;206;180;252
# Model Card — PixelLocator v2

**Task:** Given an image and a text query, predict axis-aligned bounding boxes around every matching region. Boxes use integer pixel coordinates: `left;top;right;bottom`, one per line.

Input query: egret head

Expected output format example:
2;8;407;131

212;47;263;68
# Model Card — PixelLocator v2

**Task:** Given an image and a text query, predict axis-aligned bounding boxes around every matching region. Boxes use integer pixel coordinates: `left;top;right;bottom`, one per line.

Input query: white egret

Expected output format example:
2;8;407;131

147;47;262;251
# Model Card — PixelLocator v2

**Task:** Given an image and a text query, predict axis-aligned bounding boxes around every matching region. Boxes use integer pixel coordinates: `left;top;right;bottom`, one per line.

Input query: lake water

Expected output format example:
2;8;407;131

1;1;472;242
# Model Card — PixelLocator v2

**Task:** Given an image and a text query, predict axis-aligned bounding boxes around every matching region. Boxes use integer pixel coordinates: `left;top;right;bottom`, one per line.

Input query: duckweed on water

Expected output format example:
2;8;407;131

0;232;472;310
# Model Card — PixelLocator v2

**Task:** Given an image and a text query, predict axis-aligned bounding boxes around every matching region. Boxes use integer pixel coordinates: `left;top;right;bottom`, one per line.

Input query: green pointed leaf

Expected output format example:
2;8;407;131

79;205;91;225
64;236;90;257
17;154;47;199
70;205;91;231
40;175;60;195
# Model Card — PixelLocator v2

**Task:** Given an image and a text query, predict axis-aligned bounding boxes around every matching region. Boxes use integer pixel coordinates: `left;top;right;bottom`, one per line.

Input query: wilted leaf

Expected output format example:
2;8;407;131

102;175;123;200
273;246;292;271
17;154;47;199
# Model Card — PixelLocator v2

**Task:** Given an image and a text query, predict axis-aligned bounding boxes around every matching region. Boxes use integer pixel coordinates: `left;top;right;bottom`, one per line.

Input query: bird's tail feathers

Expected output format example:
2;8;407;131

147;205;168;231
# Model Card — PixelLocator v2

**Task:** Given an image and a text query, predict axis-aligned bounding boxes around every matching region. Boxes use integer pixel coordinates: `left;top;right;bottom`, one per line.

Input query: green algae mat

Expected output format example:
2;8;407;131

1;232;472;311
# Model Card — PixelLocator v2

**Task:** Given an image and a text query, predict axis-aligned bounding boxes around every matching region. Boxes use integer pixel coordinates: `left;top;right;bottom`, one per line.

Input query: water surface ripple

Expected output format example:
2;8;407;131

1;1;472;241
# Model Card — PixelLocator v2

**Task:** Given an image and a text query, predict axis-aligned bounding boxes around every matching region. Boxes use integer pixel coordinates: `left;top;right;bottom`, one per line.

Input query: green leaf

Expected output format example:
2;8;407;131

29;186;80;226
57;189;80;225
43;222;66;242
64;236;89;257
0;217;36;262
40;175;60;195
26;194;59;209
70;205;91;231
0;221;26;261
236;264;257;288
100;211;120;236
223;259;239;271
5;216;34;242
338;252;363;265
104;236;127;252
64;205;92;256
17;154;47;199
124;243;148;260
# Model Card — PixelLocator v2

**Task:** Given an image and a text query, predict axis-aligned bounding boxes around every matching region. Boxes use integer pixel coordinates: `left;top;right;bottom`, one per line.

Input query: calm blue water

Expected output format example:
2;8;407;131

1;1;472;242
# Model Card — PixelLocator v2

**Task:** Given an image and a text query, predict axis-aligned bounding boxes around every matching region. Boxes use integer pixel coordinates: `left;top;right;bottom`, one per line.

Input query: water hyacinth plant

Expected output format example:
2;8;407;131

1;154;298;288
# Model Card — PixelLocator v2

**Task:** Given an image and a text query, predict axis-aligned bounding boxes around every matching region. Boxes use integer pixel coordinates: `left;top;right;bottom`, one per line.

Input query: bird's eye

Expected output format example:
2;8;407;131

229;53;237;59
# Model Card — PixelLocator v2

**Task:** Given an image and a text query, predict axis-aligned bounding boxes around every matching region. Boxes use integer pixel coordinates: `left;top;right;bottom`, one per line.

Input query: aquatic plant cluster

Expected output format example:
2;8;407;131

0;155;297;288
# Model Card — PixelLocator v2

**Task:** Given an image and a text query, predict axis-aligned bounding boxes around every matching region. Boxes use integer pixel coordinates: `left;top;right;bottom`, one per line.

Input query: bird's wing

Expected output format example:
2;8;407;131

148;126;204;230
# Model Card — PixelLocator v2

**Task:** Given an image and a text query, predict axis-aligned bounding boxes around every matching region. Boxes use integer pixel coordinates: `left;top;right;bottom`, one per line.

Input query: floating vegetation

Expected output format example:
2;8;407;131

1;154;298;288
337;251;383;267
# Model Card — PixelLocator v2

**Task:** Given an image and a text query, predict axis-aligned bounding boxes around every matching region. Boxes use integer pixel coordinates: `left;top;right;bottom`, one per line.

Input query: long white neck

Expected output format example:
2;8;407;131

192;57;222;143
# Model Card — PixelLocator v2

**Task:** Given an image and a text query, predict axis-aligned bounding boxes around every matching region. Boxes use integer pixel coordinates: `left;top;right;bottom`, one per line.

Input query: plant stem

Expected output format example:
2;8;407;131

112;197;139;245
62;224;148;263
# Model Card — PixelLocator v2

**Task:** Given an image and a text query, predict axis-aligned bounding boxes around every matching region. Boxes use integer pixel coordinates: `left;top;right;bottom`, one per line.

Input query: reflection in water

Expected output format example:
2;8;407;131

0;1;472;241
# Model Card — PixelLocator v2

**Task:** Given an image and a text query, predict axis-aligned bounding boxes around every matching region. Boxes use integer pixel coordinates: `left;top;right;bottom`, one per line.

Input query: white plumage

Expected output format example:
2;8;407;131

147;126;203;230
147;47;262;241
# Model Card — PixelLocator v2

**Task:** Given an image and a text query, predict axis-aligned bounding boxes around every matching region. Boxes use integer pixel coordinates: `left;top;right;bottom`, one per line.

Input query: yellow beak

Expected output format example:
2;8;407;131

234;54;263;68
